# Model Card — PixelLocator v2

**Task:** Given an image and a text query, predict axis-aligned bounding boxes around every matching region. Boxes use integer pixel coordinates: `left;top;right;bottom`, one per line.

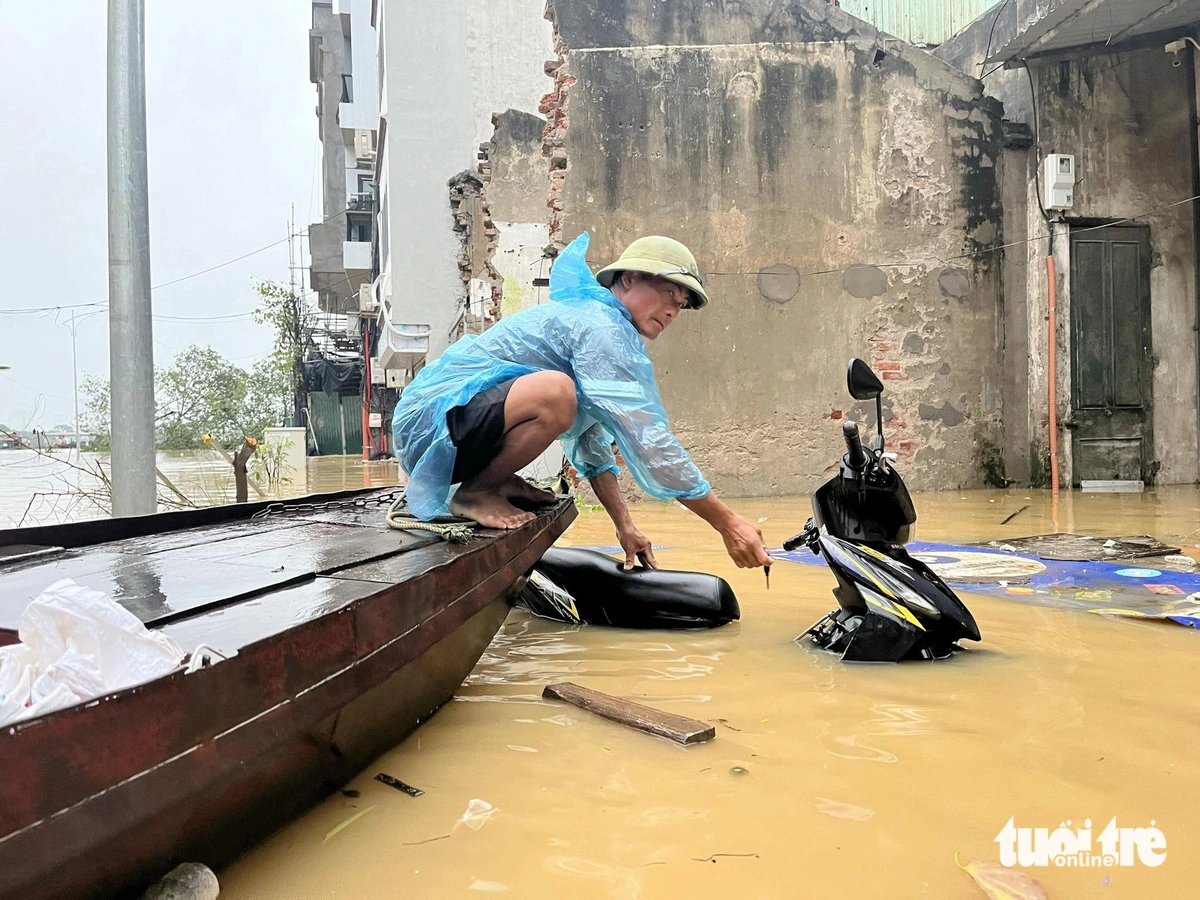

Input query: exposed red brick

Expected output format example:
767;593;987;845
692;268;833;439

541;3;573;248
874;361;902;372
881;371;908;381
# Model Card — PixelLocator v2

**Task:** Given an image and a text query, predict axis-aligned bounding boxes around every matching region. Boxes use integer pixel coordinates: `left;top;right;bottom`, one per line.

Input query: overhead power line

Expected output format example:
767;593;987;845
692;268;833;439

0;204;351;318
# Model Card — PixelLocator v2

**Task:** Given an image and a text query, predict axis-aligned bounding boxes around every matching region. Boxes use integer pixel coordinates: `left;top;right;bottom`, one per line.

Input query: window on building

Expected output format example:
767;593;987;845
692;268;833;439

341;74;353;103
347;212;371;244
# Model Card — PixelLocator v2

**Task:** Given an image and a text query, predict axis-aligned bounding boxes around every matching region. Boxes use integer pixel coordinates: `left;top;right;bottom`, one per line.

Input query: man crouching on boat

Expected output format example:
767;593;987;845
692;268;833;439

391;232;770;571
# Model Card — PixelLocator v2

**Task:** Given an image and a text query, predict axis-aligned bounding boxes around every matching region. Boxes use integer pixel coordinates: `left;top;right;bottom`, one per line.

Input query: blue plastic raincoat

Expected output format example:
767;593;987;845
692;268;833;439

392;232;712;520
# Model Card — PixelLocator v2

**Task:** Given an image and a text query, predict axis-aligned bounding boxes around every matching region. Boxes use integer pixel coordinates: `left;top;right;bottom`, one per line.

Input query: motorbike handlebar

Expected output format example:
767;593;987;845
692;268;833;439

842;420;868;469
782;532;806;551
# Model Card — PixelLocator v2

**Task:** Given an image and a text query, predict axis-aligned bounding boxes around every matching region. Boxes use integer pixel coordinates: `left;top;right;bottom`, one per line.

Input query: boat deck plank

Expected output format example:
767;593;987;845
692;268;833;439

158;575;382;656
108;518;308;556
0;515;440;633
0;552;305;631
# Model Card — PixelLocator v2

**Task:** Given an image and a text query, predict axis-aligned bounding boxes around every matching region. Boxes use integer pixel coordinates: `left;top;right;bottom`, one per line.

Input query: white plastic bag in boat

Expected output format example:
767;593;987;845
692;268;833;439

0;578;184;727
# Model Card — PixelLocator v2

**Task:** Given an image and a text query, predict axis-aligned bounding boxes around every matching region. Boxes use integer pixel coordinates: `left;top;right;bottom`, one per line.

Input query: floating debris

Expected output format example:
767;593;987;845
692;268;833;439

462;799;497;831
543;682;716;745
324;805;377;842
956;853;1046;899
375;773;424;797
1000;505;1030;525
692;853;759;863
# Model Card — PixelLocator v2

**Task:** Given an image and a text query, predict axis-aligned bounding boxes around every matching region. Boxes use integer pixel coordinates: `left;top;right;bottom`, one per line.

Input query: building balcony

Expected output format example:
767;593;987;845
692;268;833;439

309;220;353;313
343;240;371;280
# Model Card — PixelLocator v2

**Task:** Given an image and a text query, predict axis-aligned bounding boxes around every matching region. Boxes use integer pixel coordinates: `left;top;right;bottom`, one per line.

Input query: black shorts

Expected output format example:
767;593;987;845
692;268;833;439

447;377;518;484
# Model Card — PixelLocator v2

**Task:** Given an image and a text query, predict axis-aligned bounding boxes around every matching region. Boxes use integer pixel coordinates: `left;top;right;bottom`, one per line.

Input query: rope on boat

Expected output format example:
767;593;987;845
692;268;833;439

385;495;476;544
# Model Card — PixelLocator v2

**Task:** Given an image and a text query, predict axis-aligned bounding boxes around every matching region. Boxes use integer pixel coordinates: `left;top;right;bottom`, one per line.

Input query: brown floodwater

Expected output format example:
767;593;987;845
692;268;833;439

219;487;1200;899
0;450;401;526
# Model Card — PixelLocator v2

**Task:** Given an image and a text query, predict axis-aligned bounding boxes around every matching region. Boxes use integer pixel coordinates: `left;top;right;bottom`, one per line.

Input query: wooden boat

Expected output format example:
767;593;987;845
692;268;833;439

0;488;575;899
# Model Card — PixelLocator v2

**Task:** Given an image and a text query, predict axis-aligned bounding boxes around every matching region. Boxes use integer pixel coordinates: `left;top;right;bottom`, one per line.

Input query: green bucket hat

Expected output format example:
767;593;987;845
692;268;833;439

595;235;709;309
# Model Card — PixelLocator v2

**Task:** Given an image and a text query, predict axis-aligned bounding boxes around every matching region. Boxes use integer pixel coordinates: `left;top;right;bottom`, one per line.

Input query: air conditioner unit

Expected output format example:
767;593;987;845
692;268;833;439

354;129;376;164
358;282;378;314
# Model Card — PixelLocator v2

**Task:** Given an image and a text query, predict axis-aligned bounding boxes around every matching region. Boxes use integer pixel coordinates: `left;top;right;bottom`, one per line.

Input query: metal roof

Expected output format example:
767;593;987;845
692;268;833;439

837;0;1003;46
987;0;1200;64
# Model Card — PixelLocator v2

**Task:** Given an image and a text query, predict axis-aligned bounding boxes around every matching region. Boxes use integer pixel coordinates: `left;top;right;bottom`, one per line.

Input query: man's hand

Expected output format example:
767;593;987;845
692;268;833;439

717;514;771;568
617;523;658;570
589;471;658;569
680;492;771;569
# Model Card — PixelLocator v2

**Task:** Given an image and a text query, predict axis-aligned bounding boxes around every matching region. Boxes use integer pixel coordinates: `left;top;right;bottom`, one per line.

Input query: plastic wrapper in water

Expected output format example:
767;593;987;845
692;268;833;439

461;799;497;831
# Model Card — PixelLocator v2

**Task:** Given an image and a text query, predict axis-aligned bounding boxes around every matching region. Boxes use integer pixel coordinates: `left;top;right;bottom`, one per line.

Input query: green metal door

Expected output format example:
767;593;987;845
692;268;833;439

307;392;363;456
342;394;363;455
1068;225;1153;484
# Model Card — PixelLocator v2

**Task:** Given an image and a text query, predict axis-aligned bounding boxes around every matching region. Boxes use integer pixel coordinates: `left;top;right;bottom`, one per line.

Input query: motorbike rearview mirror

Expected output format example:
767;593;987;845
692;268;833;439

847;359;884;400
847;358;886;451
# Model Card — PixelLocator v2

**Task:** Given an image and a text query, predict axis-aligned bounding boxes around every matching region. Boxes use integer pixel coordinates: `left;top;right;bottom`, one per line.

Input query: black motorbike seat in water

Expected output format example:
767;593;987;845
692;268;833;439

529;547;741;629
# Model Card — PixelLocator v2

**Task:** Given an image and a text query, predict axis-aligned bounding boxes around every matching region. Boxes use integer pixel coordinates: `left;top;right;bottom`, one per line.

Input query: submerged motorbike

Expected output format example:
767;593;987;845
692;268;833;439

783;359;981;662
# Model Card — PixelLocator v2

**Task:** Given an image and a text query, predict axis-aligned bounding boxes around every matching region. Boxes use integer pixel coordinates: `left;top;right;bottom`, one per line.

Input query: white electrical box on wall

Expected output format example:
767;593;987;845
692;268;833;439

1041;153;1075;209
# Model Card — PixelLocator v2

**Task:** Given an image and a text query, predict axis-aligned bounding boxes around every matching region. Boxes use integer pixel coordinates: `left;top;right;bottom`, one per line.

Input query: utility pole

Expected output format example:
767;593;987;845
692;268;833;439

71;311;81;459
107;0;156;516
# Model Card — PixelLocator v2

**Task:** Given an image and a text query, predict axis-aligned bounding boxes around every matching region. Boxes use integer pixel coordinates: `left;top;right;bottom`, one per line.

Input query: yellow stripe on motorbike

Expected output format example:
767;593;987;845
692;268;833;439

865;594;924;630
859;545;891;563
842;552;896;600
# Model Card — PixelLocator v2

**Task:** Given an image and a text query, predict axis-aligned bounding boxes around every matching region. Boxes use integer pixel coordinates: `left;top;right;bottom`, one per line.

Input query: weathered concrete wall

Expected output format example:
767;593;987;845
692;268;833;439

1034;51;1199;484
938;3;1200;486
488;109;550;224
468;1;557;152
550;0;1006;497
378;0;474;358
998;135;1033;485
377;0;553;358
489;110;553;317
934;1;1032;125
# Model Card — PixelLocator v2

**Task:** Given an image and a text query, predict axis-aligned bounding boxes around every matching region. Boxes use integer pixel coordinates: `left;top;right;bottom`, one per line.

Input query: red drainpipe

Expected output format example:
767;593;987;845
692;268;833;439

362;328;372;460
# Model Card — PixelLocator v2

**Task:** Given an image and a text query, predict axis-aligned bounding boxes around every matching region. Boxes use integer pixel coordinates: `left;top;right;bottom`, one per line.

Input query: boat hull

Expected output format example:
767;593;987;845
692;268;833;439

0;499;574;899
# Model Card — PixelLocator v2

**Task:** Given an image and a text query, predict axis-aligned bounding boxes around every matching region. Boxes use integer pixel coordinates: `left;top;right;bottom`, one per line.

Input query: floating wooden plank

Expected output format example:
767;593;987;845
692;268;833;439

542;682;715;745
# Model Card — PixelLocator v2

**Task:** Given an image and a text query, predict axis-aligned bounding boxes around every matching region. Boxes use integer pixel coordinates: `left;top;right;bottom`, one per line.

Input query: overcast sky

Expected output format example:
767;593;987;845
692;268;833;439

0;0;317;429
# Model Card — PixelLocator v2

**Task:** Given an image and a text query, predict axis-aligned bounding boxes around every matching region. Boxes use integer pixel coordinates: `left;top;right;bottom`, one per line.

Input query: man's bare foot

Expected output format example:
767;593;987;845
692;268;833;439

501;475;557;506
450;487;536;530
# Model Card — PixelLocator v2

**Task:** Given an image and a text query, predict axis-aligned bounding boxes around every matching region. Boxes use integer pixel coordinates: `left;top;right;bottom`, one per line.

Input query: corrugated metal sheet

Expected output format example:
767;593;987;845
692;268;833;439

838;0;1002;46
308;392;363;456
